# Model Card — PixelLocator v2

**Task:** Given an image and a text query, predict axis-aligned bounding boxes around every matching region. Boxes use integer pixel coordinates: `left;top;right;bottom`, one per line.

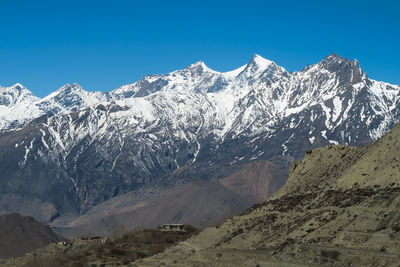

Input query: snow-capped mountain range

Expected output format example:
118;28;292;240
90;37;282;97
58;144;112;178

0;53;399;223
1;54;398;141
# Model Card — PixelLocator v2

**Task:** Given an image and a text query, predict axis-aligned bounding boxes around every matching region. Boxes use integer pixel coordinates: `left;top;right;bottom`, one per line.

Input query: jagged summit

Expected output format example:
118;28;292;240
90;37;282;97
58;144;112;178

0;53;396;133
318;53;363;73
325;52;343;59
184;54;277;79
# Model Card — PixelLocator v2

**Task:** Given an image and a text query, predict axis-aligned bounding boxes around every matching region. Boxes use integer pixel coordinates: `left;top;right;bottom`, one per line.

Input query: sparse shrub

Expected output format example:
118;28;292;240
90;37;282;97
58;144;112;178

320;250;340;260
110;248;127;256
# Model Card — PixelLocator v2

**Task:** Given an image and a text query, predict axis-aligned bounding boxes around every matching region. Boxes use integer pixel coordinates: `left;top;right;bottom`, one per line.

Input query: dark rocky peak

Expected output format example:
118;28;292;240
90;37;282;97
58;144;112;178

350;58;365;82
316;53;365;85
319;53;351;70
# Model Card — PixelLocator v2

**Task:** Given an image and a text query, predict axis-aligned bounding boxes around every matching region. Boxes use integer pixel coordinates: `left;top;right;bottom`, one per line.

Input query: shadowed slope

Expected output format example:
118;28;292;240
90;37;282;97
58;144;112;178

0;213;66;259
220;160;286;203
55;160;285;239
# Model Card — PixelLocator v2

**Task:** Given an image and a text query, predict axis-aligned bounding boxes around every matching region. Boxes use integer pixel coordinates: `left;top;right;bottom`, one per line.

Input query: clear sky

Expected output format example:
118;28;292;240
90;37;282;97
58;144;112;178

0;0;399;97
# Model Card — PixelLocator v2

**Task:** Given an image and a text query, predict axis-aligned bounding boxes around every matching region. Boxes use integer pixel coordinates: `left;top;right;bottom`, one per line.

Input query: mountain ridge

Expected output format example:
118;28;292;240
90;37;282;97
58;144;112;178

0;53;399;228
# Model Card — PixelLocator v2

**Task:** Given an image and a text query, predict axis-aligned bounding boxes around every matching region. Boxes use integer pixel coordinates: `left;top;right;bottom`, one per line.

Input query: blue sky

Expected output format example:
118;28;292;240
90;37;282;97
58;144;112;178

0;0;399;97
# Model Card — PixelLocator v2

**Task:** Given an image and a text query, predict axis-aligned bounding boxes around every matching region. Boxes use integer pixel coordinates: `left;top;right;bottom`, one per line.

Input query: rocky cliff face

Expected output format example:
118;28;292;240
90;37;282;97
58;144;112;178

0;53;399;224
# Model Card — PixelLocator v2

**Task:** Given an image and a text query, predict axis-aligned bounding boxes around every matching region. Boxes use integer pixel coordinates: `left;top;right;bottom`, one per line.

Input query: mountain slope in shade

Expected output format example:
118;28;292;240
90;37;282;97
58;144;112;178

55;180;251;239
219;160;286;203
0;53;399;225
54;160;286;238
0;213;66;259
133;121;400;267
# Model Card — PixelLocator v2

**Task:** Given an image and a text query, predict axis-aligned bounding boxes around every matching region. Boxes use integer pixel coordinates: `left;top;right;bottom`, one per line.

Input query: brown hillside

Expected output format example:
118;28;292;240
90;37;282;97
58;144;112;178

56;180;252;238
0;213;66;259
276;121;400;198
220;160;286;203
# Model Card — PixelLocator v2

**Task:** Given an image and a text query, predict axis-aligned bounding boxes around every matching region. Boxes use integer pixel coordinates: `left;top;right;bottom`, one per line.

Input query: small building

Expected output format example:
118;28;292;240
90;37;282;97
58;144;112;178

72;236;108;244
160;224;186;232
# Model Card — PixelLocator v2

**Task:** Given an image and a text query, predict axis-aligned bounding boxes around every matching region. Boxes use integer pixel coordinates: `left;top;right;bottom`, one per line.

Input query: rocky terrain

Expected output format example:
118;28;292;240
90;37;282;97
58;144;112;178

0;213;66;259
0;53;399;235
128;121;400;266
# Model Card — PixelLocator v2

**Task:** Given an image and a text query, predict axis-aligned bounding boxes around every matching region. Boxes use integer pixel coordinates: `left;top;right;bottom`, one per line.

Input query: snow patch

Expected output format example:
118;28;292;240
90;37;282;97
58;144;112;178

309;136;315;144
321;130;327;139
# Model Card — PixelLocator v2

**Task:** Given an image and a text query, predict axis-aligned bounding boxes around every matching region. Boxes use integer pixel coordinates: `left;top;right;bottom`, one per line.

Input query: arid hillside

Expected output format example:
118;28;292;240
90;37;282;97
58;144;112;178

130;122;400;266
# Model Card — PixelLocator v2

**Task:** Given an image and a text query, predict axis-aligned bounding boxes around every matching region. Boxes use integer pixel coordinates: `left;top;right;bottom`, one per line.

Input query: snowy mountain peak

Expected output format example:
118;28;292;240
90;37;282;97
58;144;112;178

0;53;397;140
2;83;34;96
43;83;85;101
57;83;85;93
186;61;219;74
0;83;38;108
249;54;274;69
11;83;26;91
237;54;285;80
